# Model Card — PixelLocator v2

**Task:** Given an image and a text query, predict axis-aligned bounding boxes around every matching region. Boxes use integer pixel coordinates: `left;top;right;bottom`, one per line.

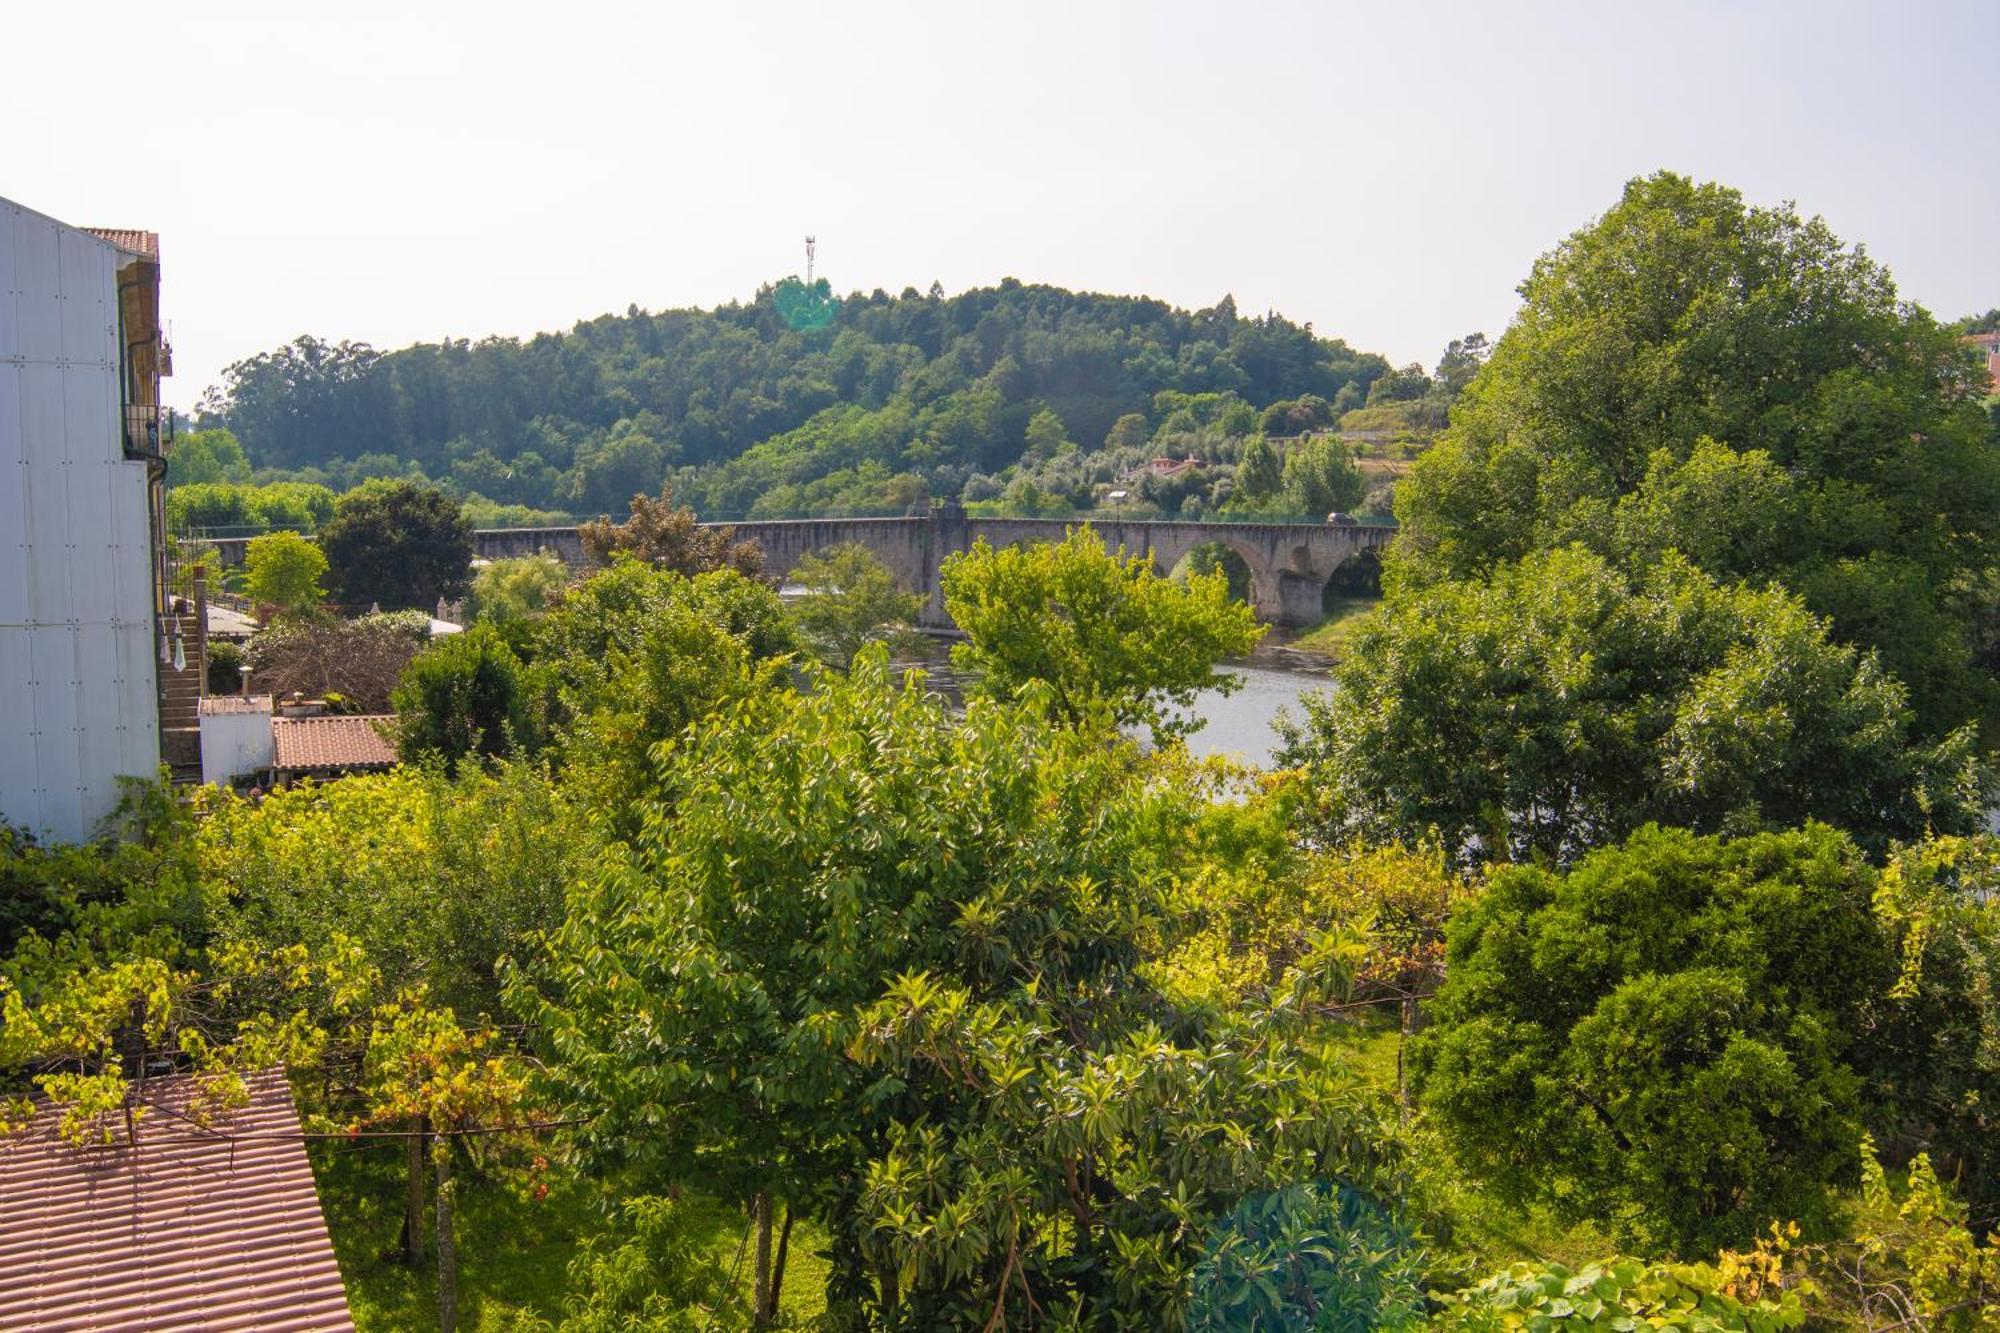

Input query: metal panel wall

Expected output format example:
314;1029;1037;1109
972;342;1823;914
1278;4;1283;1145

0;197;160;842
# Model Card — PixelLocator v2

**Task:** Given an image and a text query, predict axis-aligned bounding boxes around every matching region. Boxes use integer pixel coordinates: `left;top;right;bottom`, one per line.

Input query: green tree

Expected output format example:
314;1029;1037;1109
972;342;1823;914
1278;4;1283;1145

1278;434;1365;515
168;428;250;487
241;530;328;617
1391;171;2000;735
1412;823;1890;1253
1103;412;1151;449
941;528;1264;744
1277;546;1986;864
465;552;570;624
522;652;1409;1328
1022;406;1072;461
321;481;474;610
391;625;537;771
1234;435;1281;503
784;542;924;668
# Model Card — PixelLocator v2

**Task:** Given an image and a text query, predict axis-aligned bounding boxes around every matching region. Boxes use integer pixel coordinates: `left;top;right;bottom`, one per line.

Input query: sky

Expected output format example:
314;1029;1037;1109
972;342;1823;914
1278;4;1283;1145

5;0;1997;412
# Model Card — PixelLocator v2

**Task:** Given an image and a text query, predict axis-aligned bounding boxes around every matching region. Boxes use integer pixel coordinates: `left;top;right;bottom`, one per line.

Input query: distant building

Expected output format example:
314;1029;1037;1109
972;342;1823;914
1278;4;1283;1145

0;197;184;842
1966;330;2000;392
0;1069;355;1331
1137;457;1202;479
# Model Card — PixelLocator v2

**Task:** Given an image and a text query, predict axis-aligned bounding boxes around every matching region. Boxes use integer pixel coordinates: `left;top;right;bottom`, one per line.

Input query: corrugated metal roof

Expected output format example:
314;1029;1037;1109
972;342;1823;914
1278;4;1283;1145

80;228;159;260
271;715;398;771
0;1070;356;1331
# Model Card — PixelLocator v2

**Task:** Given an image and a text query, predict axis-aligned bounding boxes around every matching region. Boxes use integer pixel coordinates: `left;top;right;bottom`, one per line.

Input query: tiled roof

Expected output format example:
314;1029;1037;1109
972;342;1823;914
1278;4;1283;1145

81;227;160;260
0;1070;355;1331
271;715;397;771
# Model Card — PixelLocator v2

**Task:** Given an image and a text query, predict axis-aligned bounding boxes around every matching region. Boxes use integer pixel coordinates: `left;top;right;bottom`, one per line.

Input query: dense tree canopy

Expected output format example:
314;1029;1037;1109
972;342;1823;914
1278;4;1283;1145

202;283;1392;521
1413;823;1909;1254
1391;172;2000;735
1278;546;1985;864
320;480;475;609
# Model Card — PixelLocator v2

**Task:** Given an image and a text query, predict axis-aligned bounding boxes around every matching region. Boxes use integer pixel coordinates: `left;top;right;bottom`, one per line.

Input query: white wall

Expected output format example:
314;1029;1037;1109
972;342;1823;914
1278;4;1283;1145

200;697;274;787
0;198;161;843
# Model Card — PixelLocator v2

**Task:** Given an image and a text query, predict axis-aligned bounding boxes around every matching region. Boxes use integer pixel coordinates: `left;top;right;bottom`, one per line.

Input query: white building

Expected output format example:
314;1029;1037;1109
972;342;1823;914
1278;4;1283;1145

0;197;173;842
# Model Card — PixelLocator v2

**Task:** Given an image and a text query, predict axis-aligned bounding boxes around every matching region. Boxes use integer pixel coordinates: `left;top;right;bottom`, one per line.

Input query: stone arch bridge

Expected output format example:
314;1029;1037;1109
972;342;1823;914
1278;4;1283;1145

207;511;1393;627
476;511;1394;627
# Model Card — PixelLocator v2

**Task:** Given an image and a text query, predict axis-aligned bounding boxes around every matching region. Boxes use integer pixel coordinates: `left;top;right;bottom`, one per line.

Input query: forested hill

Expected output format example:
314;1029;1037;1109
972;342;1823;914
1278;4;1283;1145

199;280;1395;519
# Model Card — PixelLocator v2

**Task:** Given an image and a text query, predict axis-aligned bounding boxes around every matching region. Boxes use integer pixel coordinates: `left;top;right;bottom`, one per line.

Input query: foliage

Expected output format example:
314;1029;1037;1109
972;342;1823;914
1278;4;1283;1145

392;625;541;771
1278;546;1987;865
467;553;571;624
1390;171;2000;736
942;527;1265;744
577;483;764;575
1815;1141;2000;1331
241;530;328;616
205;638;244;694
783;542;924;668
167;427;251;487
1430;1253;1807;1332
166;479;335;534
1185;1183;1427;1332
523;651;1410;1326
1275;434;1366;516
1860;836;1999;1209
200;764;581;1020
1411;823;1891;1253
320;480;475;610
206;288;1391;523
245;615;426;711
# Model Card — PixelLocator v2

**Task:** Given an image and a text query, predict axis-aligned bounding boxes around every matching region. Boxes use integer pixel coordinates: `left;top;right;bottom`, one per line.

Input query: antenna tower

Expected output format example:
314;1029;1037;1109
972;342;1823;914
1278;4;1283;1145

805;235;816;284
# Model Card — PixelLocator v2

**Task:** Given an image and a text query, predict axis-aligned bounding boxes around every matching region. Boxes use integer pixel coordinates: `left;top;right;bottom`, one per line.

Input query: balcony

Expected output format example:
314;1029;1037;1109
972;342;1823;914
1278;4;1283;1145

123;401;171;461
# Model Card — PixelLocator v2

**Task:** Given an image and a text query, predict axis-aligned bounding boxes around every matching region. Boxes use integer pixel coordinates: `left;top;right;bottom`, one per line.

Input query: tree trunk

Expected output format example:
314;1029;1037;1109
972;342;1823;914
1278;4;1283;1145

1397;994;1416;1125
402;1116;428;1265
751;1192;774;1327
435;1142;458;1333
767;1203;795;1323
879;1257;900;1316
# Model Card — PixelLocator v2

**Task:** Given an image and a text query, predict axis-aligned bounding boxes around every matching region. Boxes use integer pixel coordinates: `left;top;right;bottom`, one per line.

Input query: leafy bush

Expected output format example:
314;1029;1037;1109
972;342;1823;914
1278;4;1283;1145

1430;1256;1807;1331
1412;824;1888;1253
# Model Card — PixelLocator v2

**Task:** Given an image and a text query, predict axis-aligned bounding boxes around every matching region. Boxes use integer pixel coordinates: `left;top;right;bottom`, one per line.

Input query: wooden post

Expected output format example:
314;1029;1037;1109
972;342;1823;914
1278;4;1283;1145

435;1143;457;1333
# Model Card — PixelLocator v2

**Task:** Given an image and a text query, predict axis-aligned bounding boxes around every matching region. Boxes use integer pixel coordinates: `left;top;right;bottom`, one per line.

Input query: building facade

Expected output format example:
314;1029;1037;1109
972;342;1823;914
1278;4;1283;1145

0;197;177;842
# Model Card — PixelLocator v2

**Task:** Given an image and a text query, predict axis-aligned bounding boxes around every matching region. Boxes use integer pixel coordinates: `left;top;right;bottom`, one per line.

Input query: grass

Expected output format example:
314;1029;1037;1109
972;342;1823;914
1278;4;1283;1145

313;1141;830;1330
1288;595;1381;660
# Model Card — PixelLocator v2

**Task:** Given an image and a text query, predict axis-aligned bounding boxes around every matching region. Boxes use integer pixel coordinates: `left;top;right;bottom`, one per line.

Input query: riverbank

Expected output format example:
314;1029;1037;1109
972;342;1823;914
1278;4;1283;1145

1284;595;1379;660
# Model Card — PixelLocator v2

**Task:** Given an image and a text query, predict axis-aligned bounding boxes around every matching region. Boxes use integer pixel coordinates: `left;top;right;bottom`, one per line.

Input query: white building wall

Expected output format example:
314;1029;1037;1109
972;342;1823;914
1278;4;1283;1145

0;198;161;843
200;697;275;787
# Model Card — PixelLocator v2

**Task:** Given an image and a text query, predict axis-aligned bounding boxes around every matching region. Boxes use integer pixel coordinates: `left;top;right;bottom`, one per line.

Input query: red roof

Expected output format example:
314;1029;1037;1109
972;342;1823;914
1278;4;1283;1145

0;1070;355;1331
81;228;160;260
271;715;398;771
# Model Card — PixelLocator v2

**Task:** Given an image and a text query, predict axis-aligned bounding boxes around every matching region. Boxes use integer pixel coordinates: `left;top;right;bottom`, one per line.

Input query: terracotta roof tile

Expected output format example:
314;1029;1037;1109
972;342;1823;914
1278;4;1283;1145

0;1070;355;1331
81;228;160;260
271;715;398;771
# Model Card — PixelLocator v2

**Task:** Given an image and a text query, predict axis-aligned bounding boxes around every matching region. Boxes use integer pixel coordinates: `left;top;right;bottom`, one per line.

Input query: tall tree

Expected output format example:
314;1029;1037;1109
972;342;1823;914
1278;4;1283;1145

320;481;474;610
1392;171;2000;735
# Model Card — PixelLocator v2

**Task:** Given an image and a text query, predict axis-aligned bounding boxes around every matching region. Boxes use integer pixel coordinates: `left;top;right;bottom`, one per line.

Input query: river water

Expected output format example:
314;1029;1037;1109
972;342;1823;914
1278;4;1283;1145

891;636;1336;769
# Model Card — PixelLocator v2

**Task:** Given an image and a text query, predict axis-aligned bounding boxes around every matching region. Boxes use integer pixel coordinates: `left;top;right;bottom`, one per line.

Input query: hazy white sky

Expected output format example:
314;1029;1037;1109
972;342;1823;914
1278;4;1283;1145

6;1;1996;411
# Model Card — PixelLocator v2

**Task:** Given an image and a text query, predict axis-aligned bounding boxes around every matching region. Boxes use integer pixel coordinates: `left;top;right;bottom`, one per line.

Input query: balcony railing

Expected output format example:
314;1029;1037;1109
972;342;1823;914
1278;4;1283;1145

123;401;171;461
